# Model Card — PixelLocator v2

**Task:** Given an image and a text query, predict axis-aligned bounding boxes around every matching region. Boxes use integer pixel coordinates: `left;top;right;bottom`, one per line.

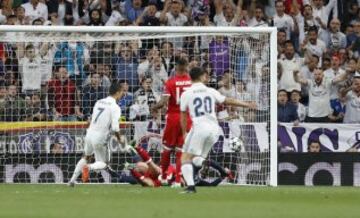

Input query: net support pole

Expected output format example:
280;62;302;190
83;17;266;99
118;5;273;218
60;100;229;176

269;28;278;187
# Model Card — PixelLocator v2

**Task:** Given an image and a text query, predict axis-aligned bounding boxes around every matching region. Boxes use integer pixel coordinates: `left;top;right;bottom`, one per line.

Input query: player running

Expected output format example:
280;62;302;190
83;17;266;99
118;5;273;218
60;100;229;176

68;81;126;186
151;58;192;187
180;67;257;193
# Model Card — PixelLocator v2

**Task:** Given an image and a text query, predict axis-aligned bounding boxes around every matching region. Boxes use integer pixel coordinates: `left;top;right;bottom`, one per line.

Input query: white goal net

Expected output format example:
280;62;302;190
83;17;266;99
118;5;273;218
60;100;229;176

0;26;277;186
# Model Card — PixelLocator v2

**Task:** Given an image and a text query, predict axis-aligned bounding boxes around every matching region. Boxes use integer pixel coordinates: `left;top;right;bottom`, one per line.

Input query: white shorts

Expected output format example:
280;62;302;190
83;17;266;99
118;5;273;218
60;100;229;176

84;132;110;163
183;123;220;157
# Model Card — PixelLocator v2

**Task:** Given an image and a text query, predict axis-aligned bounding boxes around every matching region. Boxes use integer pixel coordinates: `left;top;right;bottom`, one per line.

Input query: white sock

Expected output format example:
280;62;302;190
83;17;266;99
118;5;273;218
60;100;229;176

70;158;87;183
181;163;194;186
89;161;107;171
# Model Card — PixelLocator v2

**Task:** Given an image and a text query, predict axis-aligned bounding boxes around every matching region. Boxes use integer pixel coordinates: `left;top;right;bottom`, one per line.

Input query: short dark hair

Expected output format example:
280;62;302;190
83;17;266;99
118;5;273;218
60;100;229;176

189;67;205;81
118;79;128;85
278;89;287;95
308;140;320;146
176;57;188;66
308;26;318;34
109;80;123;95
312;54;320;62
290;89;301;95
25;44;34;51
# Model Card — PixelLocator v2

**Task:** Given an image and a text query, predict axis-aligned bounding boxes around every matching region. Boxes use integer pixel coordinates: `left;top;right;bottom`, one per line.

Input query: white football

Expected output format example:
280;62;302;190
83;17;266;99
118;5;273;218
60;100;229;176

229;137;243;152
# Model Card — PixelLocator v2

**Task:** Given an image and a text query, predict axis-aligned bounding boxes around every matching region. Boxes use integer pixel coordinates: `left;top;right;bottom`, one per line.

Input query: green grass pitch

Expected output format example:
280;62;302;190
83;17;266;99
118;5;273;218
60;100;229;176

0;185;359;218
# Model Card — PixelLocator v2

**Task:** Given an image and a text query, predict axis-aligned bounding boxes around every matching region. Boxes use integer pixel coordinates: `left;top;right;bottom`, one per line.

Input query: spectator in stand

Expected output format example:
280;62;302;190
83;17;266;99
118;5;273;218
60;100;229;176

341;76;360;123
113;43;139;91
124;0;144;23
88;9;105;26
308;140;321;153
53;41;90;84
311;0;338;32
83;64;111;91
320;18;347;54
301;26;327;60
135;3;161;26
160;0;188;26
15;6;26;25
300;54;319;80
46;0;74;26
5;14;17;25
39;42;56;88
347;21;360;50
235;79;252;121
81;73;106;120
105;1;126;26
278;40;303;92
256;65;271;122
213;0;238;26
1;84;26;121
118;79;133;119
324;55;346;104
24;93;48;121
130;76;158;121
218;70;236;98
21;0;48;24
137;48;160;80
149;56;168;95
277;29;287;57
160;41;175;77
277;89;299;123
48;66;82;121
209;36;230;80
296;4;318;45
290;89;306;122
273;0;298;40
246;2;269;27
294;68;350;122
18;44;42;95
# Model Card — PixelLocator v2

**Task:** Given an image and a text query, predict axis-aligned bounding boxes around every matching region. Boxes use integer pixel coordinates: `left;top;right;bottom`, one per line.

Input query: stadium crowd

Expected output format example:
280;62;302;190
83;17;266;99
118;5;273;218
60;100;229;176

0;0;359;124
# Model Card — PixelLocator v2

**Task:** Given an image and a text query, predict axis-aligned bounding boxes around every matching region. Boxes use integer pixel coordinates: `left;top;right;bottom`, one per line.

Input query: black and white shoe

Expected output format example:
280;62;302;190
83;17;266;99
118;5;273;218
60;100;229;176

180;186;196;194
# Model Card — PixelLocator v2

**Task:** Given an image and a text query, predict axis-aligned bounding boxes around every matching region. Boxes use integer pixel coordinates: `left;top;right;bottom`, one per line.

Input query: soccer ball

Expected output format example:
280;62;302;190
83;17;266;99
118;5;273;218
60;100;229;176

229;137;243;152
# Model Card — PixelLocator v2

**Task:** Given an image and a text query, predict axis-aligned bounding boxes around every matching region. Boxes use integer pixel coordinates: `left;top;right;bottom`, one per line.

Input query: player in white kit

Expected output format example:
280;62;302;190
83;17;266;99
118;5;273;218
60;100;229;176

68;81;126;186
179;67;257;193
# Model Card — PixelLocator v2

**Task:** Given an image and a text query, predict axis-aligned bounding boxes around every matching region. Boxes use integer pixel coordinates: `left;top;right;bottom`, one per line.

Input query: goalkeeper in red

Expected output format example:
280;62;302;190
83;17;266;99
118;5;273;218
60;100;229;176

180;67;257;193
151;58;192;187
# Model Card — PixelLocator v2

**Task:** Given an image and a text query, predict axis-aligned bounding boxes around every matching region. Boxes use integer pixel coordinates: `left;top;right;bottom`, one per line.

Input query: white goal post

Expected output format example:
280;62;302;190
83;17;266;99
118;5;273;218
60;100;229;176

0;26;277;186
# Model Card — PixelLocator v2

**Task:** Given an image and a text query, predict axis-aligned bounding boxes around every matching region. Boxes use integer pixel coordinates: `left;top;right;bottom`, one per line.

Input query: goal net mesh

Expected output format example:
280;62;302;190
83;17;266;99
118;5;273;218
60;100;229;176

0;29;271;185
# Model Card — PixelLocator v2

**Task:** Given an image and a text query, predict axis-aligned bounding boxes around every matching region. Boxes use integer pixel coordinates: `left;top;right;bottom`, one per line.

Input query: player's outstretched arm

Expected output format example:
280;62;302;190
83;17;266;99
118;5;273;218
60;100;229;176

223;98;257;110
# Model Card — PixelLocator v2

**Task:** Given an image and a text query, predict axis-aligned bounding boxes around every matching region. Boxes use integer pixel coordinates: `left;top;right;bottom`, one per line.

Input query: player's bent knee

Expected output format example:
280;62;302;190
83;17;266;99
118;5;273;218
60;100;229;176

181;152;193;163
192;156;205;168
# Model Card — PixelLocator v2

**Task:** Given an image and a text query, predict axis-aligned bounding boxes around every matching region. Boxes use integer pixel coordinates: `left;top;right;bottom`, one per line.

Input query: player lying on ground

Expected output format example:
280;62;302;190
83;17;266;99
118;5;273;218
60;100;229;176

180;67;257;193
68;81;126;186
125;141;167;187
125;141;234;187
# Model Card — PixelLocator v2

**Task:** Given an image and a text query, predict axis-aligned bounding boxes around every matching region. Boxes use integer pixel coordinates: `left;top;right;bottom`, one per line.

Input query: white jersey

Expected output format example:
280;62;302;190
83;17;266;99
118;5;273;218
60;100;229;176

343;91;360;124
86;96;121;144
180;83;226;125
